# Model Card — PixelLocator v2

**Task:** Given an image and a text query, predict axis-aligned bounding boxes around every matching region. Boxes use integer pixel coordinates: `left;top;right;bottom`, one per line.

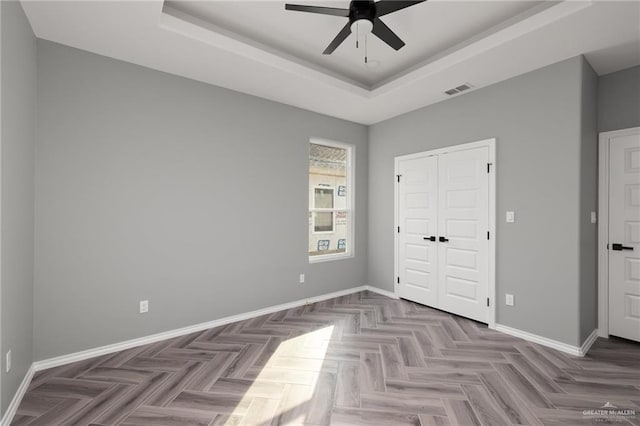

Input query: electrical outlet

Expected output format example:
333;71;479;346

505;294;515;307
591;211;597;224
506;211;515;223
139;300;149;314
299;274;305;284
6;350;11;373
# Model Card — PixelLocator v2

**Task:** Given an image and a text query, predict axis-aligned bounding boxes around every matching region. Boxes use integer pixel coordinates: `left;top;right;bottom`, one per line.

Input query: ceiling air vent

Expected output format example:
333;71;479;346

444;83;474;96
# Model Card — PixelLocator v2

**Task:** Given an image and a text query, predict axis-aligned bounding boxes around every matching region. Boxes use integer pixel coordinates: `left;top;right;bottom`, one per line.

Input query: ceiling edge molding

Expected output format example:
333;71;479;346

370;0;594;96
159;5;372;98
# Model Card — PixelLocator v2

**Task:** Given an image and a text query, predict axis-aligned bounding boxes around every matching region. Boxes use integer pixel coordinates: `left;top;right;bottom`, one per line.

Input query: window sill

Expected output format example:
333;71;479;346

309;253;353;264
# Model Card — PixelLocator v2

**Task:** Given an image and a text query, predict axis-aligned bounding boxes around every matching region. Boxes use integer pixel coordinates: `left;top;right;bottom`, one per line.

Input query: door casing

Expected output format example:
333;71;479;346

598;127;640;338
394;138;497;329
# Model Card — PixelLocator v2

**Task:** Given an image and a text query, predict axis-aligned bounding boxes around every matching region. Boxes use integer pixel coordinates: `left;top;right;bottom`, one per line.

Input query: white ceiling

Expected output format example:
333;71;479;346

21;0;640;125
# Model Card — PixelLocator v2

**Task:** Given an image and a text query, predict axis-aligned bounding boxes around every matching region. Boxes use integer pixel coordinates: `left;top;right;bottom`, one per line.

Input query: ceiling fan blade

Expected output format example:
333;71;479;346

323;23;352;54
375;0;426;17
285;4;350;17
372;18;405;50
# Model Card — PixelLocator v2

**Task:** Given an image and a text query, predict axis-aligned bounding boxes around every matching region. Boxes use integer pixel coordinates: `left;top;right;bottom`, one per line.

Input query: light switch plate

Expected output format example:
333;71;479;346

506;211;515;223
299;274;305;284
139;300;149;314
591;211;597;224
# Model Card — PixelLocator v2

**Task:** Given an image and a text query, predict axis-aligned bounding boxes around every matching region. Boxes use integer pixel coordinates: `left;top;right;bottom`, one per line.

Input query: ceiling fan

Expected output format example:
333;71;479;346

284;0;425;61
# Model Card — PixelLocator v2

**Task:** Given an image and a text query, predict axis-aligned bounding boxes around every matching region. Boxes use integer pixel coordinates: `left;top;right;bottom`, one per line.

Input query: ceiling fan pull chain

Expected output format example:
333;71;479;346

365;34;368;64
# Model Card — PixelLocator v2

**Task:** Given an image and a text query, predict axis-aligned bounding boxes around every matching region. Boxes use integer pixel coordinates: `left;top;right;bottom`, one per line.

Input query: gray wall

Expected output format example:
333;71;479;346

34;40;368;360
598;65;640;132
369;56;591;347
1;1;36;415
579;60;598;343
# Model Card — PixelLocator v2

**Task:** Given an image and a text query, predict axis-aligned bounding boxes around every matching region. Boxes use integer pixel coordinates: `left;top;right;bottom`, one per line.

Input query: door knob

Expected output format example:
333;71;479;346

439;236;449;242
612;243;634;251
423;236;436;241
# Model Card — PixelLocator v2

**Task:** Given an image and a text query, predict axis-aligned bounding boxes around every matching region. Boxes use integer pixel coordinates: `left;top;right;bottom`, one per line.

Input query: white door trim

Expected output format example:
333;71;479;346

597;126;640;338
394;138;496;329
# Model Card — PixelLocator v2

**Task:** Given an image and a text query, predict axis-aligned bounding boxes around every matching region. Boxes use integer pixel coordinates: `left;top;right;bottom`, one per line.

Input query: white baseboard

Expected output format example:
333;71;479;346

33;285;391;372
1;287;597;425
580;329;599;356
0;284;380;425
495;324;598;357
365;285;399;299
0;365;35;426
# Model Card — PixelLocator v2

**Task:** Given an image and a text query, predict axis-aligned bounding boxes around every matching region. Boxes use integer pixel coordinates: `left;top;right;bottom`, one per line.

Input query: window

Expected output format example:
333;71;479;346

309;140;353;261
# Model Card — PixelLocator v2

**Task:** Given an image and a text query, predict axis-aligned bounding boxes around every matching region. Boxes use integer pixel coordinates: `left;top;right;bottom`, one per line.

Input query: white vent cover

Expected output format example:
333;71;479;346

444;83;474;96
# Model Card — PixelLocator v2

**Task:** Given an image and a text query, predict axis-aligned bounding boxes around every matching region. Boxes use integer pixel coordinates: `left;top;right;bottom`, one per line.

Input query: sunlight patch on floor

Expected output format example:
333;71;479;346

226;325;335;425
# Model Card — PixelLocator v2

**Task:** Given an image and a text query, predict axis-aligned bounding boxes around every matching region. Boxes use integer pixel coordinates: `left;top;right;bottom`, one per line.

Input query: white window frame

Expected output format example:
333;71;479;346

309;138;354;263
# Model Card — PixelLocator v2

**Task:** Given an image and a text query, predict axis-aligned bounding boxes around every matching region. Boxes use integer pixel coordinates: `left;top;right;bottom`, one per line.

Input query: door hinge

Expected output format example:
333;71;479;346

397;226;400;233
487;163;492;173
487;298;490;307
397;175;401;182
487;231;490;240
397;277;400;284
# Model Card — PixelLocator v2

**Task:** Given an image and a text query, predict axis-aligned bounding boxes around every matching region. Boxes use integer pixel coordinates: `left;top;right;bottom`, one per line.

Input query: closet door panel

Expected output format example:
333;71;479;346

397;155;439;307
437;147;489;323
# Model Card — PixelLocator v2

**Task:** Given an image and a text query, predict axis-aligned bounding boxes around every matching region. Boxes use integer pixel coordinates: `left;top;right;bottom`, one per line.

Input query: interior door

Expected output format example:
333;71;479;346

397;155;439;307
609;131;640;342
437;147;489;323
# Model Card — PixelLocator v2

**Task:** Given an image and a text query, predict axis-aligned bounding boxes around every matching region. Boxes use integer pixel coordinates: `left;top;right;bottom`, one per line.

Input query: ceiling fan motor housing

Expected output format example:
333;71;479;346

349;1;376;25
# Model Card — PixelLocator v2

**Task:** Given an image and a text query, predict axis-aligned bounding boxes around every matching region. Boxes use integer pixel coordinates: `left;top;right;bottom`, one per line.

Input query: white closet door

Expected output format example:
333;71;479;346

437;147;489;323
608;131;640;342
397;155;439;307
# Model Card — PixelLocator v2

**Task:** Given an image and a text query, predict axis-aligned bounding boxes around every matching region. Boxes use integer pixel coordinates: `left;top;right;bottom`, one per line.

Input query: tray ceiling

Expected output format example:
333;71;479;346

20;1;640;124
165;1;542;88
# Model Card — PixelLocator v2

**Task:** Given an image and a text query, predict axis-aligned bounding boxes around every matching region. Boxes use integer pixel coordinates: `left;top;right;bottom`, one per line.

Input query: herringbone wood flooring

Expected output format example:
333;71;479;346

11;291;640;425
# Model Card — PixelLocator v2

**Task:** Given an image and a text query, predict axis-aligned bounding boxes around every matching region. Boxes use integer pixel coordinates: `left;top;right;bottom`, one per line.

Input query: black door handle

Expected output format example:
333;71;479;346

439;236;449;243
612;243;634;251
423;236;436;241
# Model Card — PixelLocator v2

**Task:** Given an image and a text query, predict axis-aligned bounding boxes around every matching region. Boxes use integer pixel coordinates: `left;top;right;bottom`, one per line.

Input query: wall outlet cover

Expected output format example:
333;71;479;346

299;274;305;284
506;211;515;223
591;211;597;224
139;300;149;314
505;294;515;306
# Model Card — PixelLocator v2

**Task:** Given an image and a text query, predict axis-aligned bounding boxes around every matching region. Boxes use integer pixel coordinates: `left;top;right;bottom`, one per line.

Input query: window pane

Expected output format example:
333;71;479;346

314;211;333;232
314;188;334;209
309;211;348;257
309;144;348;209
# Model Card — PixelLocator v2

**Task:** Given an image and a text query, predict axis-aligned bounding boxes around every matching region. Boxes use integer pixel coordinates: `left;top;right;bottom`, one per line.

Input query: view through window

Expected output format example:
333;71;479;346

309;141;353;260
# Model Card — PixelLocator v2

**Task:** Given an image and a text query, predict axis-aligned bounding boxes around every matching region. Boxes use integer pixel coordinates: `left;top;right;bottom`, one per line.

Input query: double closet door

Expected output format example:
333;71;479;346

396;144;491;323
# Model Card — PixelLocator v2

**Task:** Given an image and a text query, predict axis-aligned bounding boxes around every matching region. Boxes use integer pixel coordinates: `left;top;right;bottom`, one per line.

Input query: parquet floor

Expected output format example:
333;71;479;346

10;291;640;425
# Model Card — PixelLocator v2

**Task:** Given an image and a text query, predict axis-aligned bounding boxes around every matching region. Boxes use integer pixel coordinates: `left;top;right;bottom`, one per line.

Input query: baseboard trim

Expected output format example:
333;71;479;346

0;285;379;425
33;285;387;372
580;329;599;356
0;365;35;426
364;285;399;299
495;324;598;357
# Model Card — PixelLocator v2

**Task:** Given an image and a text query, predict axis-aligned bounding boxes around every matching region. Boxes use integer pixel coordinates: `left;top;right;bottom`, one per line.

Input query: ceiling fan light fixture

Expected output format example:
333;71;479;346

351;18;373;35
